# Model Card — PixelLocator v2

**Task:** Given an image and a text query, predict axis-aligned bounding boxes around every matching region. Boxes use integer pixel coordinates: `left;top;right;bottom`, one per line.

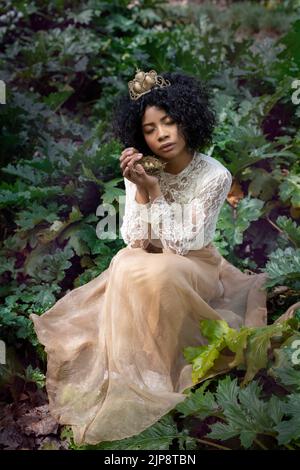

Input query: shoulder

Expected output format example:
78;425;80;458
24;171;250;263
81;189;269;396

197;152;232;183
197;152;231;175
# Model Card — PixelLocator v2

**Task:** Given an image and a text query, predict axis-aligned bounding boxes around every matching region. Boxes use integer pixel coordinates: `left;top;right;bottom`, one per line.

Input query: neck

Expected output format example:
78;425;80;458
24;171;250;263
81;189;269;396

163;148;195;175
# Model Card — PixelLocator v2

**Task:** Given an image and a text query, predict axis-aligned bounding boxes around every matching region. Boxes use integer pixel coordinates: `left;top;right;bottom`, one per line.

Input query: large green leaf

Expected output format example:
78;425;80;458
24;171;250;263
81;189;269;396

269;333;300;392
70;415;197;451
216;196;264;248
242;322;295;384
276;215;300;248
184;319;299;385
275;394;300;445
262;247;300;289
175;380;218;419
208;377;284;449
279;174;300;208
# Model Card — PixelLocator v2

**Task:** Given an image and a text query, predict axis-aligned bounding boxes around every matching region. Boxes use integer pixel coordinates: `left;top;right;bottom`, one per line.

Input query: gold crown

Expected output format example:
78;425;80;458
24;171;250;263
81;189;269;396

128;67;171;101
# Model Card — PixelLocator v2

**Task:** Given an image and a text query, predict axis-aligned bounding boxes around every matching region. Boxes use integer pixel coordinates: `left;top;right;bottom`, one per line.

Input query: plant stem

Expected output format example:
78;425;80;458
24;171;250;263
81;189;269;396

196;438;231;450
266;217;297;248
254;438;268;450
284;443;295;450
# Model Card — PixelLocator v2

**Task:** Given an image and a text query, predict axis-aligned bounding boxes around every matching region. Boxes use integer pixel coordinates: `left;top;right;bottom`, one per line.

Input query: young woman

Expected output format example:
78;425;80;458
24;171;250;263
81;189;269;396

30;69;298;446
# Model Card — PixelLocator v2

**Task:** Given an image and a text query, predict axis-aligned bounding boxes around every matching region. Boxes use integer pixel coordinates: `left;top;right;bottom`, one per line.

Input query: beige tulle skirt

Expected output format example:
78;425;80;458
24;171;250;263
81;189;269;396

30;242;270;446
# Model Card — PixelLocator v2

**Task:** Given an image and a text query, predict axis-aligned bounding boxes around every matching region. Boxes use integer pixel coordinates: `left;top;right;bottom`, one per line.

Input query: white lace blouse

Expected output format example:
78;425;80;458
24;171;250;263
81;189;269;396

120;151;232;256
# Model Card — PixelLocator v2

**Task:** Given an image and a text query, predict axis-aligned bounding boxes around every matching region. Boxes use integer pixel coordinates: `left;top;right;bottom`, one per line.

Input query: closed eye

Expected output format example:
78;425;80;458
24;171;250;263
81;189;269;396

144;120;175;134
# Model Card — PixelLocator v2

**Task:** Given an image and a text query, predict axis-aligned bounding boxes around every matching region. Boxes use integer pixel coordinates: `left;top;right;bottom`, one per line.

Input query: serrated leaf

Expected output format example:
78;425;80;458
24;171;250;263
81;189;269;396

25;245;74;282
15;201;67;230
175;380;218;419
267;396;285;425
200;319;230;342
184;320;233;383
279;174;300;208
276;394;300;445
102;179;125;205
209;377;284;448
215;376;239;408
243;322;293;385
269;334;300;392
1;163;47;185
77;415;193;450
226;327;252;368
248;168;277;201
216;196;264;248
191;342;224;383
208;421;238;441
263;247;300;289
183;345;207;363
276;215;300;248
240;430;257;449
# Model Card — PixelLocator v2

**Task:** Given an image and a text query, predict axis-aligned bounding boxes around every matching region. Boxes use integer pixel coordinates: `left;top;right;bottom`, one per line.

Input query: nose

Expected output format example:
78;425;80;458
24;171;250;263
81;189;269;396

157;126;169;141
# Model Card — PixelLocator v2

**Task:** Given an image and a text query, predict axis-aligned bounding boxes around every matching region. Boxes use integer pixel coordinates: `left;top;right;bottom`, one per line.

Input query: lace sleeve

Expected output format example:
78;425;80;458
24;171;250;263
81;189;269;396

149;170;232;256
120;178;152;250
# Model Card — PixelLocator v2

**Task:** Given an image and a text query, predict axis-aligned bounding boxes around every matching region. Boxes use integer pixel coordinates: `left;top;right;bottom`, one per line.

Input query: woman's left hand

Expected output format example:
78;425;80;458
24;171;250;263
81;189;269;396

124;153;159;191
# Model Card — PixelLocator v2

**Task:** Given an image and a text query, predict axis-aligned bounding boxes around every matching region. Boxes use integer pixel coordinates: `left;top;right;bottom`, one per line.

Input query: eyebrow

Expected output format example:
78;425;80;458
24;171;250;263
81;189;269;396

142;114;170;127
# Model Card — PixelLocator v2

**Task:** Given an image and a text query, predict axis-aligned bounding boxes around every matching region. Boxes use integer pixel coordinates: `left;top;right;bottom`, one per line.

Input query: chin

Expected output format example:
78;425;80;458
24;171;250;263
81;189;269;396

157;148;177;159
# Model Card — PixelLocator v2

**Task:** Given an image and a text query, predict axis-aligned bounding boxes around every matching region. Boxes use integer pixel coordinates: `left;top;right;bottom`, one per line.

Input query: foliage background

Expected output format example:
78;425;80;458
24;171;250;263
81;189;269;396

0;0;299;450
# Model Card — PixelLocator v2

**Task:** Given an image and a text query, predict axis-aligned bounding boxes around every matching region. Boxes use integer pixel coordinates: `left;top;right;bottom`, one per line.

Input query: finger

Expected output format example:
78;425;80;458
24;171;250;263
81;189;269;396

121;147;135;155
120;157;134;172
120;154;142;171
120;152;131;163
125;152;142;164
120;155;134;171
120;153;138;168
135;164;145;174
120;148;137;161
123;168;132;181
127;154;143;169
123;166;135;180
123;166;130;177
120;150;132;163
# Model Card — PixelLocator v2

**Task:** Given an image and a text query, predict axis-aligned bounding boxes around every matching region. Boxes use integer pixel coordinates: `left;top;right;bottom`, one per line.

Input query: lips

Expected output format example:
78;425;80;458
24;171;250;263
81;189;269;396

160;143;175;150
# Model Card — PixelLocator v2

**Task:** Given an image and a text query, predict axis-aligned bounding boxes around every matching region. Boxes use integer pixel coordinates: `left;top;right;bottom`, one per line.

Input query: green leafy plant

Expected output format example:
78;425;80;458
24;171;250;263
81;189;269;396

183;318;300;385
63;414;197;451
262;247;300;289
1;0;300;451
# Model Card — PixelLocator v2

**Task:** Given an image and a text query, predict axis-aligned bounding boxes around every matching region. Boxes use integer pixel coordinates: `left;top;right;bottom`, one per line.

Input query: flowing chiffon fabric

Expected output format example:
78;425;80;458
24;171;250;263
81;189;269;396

30;242;269;445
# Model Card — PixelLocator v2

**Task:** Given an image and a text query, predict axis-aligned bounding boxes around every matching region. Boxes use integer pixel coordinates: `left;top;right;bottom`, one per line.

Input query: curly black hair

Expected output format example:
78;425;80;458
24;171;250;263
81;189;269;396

109;71;217;156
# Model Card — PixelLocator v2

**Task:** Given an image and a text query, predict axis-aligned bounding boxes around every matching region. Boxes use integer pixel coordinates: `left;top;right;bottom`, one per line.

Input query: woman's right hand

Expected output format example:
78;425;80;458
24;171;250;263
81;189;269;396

119;147;159;191
119;147;142;178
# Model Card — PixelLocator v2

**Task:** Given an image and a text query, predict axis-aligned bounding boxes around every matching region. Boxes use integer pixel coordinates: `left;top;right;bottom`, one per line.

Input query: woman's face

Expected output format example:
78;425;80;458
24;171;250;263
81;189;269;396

141;105;187;159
